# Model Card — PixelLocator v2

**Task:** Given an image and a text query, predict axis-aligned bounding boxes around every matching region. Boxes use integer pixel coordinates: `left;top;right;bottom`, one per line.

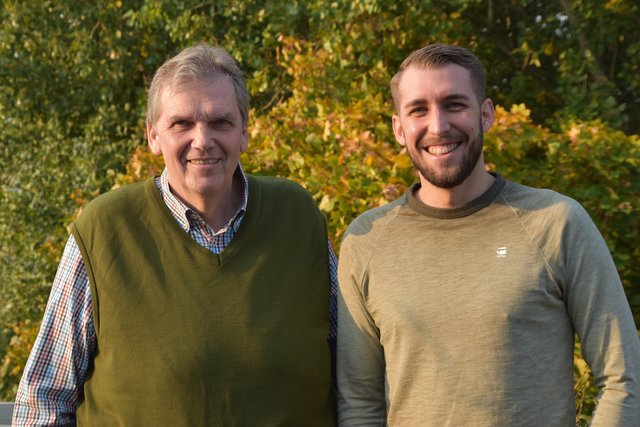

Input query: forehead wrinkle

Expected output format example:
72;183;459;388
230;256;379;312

163;89;237;123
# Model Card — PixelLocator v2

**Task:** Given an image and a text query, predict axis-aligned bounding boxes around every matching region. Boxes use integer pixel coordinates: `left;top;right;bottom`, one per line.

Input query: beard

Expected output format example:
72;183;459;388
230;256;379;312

407;124;484;189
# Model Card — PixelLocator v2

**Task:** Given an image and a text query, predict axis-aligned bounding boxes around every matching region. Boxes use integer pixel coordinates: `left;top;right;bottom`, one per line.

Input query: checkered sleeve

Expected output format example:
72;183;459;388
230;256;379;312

13;235;96;426
328;241;338;381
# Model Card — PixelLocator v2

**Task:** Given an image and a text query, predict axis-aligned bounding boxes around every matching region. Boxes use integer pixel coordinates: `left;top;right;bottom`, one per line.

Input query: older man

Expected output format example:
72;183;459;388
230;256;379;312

14;44;336;426
337;43;640;426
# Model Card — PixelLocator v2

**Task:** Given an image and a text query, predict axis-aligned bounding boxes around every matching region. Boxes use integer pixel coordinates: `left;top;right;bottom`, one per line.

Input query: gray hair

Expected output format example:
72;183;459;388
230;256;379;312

390;43;486;110
146;44;249;127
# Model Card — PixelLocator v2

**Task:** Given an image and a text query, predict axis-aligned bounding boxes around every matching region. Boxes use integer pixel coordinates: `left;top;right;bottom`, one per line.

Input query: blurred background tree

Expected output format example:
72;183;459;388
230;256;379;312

1;1;638;420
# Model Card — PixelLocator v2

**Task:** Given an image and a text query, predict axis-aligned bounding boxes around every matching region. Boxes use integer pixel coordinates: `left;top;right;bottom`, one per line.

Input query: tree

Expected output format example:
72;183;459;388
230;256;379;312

2;2;638;415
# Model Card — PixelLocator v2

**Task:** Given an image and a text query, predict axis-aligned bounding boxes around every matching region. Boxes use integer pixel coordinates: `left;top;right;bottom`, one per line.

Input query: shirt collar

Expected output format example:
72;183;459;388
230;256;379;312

156;165;249;233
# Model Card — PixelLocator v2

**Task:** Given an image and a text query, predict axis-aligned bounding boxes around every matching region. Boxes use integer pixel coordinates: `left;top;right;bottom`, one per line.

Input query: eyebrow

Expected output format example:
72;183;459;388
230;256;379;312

168;111;237;123
403;93;472;110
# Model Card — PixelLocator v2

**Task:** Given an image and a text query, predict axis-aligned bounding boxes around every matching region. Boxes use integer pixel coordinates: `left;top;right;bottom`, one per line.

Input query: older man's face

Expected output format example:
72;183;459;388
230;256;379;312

147;74;247;209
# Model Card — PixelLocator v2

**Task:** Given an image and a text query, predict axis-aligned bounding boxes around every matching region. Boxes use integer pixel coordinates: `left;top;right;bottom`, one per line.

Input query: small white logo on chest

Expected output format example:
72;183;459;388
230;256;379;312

496;247;507;257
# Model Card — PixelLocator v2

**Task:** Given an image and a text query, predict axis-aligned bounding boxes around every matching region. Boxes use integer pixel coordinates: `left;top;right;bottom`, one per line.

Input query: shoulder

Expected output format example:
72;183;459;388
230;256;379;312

248;174;318;209
497;179;602;259
499;179;588;223
338;196;407;288
245;175;329;239
341;195;407;258
249;174;309;195
345;195;406;238
84;179;150;210
76;179;153;226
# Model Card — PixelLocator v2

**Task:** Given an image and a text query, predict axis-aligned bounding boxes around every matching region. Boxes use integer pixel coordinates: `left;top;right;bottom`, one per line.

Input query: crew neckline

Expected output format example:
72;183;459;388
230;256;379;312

406;173;506;219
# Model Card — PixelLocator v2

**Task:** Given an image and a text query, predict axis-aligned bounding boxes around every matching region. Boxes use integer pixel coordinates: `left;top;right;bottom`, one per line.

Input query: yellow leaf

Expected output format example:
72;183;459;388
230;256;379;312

319;194;335;213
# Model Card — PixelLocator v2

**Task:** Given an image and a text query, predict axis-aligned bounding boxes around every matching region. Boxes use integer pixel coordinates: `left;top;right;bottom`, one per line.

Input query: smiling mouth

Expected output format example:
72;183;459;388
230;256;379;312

188;159;220;165
424;142;460;155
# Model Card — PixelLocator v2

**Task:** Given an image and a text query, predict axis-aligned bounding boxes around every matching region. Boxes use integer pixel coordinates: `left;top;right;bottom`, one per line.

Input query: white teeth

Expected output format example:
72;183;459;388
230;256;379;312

189;159;217;165
426;143;458;155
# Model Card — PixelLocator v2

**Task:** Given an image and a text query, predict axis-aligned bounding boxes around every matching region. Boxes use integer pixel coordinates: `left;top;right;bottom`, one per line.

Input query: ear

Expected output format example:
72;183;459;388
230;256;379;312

392;114;406;147
480;98;495;133
239;126;249;153
147;120;163;156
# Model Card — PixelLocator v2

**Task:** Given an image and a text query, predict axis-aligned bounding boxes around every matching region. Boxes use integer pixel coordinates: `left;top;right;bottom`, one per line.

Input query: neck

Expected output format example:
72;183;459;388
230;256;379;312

415;162;495;209
202;176;243;231
172;175;243;232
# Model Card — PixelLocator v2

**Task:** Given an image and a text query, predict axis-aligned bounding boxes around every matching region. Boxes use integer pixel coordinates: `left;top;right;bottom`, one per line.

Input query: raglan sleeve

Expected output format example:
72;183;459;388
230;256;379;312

336;221;387;426
562;201;640;426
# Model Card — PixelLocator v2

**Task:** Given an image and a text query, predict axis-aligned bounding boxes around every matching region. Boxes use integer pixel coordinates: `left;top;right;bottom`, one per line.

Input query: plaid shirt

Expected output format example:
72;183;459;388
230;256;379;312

13;166;338;426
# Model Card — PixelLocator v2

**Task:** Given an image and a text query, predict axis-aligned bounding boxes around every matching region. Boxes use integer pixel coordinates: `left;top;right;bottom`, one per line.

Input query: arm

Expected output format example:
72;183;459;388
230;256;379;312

328;242;338;380
336;234;386;426
563;205;640;426
13;235;96;427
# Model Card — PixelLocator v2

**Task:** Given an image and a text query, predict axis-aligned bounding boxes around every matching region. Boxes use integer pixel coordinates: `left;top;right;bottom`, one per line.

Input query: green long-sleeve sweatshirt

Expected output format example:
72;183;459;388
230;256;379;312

337;174;640;426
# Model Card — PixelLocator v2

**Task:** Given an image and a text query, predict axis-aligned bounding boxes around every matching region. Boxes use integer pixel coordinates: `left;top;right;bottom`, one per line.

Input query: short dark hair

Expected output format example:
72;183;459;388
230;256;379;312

390;44;486;109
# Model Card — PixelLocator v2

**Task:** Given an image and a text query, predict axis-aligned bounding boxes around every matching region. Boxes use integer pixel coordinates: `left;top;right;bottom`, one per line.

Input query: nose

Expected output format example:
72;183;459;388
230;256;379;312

191;122;215;152
427;107;450;136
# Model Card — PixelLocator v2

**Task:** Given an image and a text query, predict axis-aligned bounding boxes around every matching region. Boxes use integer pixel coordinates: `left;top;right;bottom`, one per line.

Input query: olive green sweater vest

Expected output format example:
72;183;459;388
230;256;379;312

72;175;334;426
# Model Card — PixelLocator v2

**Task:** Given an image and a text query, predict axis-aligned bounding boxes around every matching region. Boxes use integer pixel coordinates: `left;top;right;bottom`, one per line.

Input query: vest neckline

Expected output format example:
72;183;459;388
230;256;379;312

145;177;259;267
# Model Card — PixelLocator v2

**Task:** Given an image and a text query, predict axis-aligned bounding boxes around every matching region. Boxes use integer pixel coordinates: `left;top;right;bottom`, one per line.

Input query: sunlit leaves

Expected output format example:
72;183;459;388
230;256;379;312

0;321;40;399
1;0;639;409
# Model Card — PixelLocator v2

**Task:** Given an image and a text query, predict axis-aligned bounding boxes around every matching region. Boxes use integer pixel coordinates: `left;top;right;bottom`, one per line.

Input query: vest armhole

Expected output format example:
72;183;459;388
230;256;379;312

71;223;101;336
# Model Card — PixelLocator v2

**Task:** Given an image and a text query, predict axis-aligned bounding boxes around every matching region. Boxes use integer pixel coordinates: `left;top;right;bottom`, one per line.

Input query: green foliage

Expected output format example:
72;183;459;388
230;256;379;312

451;0;640;133
485;105;640;319
0;0;148;327
574;340;599;425
1;1;638;418
244;36;415;246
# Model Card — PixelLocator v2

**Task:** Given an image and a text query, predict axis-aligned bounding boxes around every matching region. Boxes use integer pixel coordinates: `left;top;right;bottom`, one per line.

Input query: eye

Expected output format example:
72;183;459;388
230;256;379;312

171;119;192;130
447;102;466;111
408;106;427;115
211;118;233;129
